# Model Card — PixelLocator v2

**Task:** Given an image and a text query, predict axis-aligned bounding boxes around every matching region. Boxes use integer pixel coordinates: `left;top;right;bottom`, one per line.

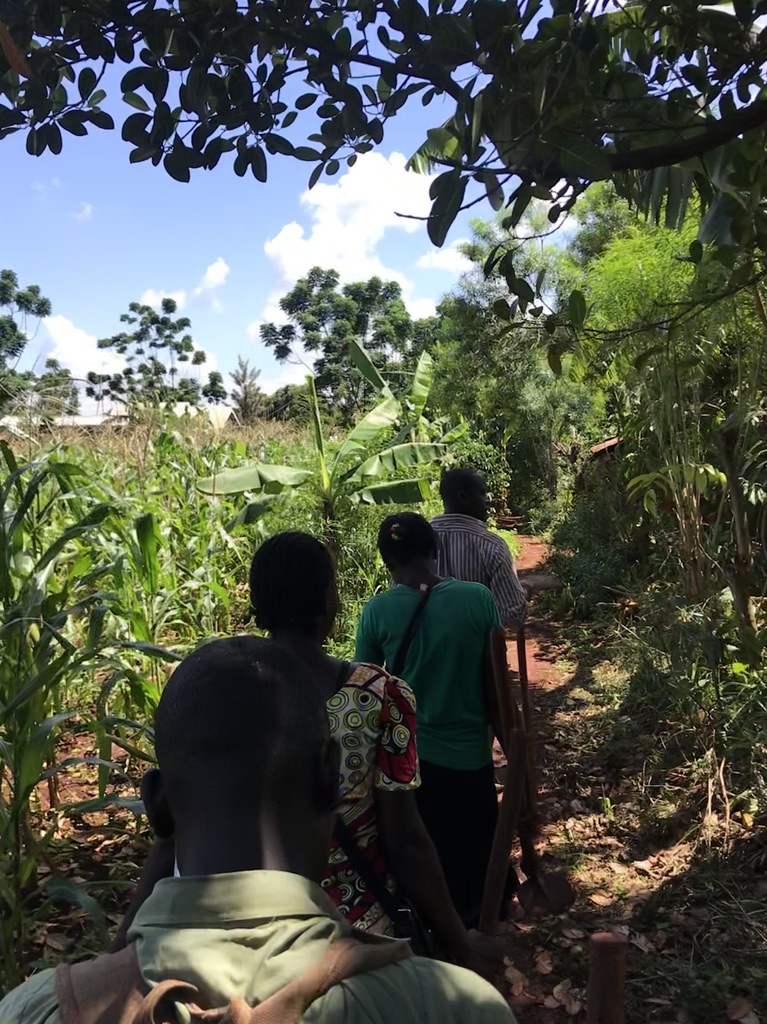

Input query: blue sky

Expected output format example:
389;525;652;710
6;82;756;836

4;94;475;406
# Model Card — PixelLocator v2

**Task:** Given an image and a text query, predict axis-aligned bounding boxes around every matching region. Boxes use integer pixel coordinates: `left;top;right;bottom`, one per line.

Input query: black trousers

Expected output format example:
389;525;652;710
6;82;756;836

415;759;506;928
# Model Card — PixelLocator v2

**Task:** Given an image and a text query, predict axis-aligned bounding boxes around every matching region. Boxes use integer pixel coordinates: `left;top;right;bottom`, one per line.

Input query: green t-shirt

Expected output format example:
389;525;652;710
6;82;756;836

355;579;501;771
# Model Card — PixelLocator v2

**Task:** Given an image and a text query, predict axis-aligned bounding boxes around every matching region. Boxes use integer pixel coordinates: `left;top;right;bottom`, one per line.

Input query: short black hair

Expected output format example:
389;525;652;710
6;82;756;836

155;635;327;812
377;512;437;566
249;532;334;634
439;466;484;504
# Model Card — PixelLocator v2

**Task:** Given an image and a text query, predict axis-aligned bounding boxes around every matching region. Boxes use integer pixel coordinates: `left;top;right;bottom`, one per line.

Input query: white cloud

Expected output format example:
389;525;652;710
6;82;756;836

139;288;187;310
192;257;229;312
44;316;123;382
31;177;60;193
259;361;311;395
72;202;94;223
194;257;229;296
417;240;471;274
140;257;230;314
262;152;437;320
406;297;438;319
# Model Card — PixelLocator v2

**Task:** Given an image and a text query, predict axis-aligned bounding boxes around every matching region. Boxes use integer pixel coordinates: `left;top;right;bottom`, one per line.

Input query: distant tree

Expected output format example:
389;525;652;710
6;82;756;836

33;358;79;423
175;376;201;406
230;357;264;424
86;297;206;408
202;370;227;405
263;383;309;424
0;269;52;412
260;267;415;423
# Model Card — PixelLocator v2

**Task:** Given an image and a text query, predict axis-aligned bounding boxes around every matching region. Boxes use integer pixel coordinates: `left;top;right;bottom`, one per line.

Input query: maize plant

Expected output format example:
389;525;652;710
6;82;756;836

0;444;116;990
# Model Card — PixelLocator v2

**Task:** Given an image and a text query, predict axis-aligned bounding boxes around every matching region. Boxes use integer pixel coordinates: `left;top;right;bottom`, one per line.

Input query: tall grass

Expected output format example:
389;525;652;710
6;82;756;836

0;417;441;988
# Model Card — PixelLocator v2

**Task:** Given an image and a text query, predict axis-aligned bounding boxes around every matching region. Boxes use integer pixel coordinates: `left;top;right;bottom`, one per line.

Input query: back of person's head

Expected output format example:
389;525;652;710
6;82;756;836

146;635;337;878
377;512;437;569
249;532;336;638
439;467;489;520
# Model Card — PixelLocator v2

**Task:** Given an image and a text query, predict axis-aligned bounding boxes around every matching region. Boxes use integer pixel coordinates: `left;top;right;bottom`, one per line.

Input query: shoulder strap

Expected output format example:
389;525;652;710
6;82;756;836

390;585;434;679
333;816;402;923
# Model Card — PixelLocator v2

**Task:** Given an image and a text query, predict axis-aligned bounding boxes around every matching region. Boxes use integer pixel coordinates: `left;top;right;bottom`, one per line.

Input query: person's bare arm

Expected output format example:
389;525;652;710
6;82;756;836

110;835;175;951
376;788;470;964
376;789;505;978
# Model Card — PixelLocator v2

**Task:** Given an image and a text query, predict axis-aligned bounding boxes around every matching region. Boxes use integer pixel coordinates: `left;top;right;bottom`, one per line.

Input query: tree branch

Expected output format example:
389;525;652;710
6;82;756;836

609;98;767;172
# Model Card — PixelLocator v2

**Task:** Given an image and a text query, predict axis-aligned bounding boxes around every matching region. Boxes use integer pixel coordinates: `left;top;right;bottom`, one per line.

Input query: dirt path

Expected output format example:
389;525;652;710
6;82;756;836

492;538;764;1024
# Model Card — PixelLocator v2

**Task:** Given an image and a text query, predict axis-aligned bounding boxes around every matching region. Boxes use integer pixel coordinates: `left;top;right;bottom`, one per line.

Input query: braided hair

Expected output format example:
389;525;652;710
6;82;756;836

249;532;335;634
377;512;437;568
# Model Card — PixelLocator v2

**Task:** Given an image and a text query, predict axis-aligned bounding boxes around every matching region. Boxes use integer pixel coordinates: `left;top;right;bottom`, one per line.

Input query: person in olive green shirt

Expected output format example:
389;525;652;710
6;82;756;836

0;636;515;1024
356;513;507;929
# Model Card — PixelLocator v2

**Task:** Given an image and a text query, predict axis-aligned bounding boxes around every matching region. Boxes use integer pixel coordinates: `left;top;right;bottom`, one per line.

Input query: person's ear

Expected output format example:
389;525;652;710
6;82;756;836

315;737;341;812
140;768;175;840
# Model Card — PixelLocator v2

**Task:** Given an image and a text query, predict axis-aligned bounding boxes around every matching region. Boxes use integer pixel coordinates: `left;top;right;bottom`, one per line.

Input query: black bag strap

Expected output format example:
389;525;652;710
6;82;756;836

333;815;402;922
390;584;434;679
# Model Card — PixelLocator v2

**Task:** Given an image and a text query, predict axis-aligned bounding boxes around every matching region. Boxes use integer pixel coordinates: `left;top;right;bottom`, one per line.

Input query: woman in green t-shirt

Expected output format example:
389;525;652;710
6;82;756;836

355;512;506;927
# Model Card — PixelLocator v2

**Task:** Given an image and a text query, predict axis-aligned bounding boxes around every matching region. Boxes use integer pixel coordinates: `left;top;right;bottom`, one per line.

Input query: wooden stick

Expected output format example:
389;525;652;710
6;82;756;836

586;932;628;1024
480;629;526;935
516;626;533;738
490;628;516;741
479;730;527;935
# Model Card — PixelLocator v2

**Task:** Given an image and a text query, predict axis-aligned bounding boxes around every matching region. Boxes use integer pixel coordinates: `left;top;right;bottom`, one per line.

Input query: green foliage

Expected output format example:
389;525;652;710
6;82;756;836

0;447;116;987
199;377;444;537
260;268;419;423
444;431;510;507
32;359;79;423
229;357;264;424
85;298;206;408
202;371;227;406
2;0;765;269
431;215;607;520
0;269;52;413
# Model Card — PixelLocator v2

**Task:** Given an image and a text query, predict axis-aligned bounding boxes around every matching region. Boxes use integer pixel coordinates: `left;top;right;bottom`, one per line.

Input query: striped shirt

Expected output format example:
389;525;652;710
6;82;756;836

430;513;528;629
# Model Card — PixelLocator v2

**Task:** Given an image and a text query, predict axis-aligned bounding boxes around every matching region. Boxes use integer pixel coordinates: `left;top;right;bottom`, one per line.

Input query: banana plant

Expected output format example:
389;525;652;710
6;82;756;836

348;337;439;443
198;376;445;545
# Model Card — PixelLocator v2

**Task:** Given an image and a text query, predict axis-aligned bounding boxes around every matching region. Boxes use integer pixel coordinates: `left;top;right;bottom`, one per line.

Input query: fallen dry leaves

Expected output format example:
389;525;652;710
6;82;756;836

535;950;554;975
544;978;585;1016
727;998;760;1024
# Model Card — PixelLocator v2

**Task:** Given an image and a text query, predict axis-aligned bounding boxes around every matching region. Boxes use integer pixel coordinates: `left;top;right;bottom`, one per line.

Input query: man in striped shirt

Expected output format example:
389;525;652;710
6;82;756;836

431;467;528;630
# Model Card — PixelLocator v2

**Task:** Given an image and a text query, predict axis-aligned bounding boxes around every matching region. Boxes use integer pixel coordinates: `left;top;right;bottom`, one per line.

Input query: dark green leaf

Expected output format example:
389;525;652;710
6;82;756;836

47;124;62;155
250;146;267;181
568;289;587;328
123;91;150;112
59;114;88;137
480;169;504;210
547;346;562;375
89;110;114;130
78;67;97;102
164;151;191;182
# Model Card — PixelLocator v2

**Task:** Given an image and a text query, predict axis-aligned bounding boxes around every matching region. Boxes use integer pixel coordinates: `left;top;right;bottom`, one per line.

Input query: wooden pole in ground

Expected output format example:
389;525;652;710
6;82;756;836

479;732;527;934
586;932;628;1024
479;629;527;935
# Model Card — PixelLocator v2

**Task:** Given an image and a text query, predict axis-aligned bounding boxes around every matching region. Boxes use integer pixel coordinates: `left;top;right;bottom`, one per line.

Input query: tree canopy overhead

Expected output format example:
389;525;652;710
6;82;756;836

2;0;767;257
